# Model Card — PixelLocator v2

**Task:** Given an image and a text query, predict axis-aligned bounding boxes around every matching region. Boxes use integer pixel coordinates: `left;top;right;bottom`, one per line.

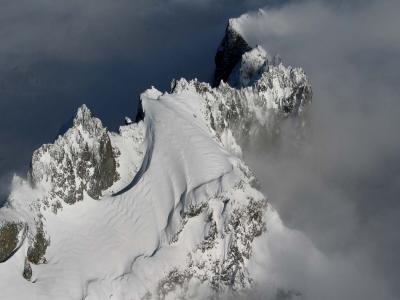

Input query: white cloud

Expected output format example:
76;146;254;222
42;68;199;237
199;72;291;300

238;1;400;298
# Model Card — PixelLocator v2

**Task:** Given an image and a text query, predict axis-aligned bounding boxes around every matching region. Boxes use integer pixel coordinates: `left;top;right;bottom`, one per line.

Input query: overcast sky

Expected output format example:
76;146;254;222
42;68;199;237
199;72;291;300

1;0;399;299
241;1;400;298
0;0;284;199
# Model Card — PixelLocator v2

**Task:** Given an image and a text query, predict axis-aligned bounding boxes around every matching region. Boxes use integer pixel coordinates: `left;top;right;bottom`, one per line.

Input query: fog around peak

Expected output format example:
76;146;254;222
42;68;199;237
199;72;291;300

242;1;400;298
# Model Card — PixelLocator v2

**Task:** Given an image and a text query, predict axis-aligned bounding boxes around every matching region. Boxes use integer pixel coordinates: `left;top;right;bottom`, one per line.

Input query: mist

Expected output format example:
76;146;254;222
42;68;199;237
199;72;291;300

240;1;400;298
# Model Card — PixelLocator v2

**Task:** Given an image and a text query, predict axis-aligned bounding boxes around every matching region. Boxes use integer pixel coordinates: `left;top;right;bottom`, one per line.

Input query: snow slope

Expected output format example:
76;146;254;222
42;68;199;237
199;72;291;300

0;85;270;299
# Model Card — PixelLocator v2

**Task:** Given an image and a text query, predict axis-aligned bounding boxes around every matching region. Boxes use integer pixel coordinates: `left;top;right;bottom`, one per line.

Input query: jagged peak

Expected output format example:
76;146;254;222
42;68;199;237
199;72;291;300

214;13;283;89
73;104;91;125
72;104;104;135
29;104;119;207
213;19;252;86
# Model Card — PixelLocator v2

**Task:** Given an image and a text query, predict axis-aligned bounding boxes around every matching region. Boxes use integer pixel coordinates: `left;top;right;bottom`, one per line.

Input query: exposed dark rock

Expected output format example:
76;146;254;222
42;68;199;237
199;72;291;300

85;132;119;200
198;219;217;252
158;268;192;299
29;104;120;206
135;98;145;122
0;222;24;263
213;22;252;87
27;222;49;265
23;258;32;281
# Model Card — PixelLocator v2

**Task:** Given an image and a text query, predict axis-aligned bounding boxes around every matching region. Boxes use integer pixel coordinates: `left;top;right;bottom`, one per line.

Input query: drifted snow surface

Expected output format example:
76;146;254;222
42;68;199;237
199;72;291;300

0;87;266;299
1;87;378;300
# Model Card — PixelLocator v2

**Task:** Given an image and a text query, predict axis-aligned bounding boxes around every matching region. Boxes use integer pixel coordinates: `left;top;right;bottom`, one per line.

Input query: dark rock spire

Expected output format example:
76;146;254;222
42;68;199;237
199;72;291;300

213;21;251;87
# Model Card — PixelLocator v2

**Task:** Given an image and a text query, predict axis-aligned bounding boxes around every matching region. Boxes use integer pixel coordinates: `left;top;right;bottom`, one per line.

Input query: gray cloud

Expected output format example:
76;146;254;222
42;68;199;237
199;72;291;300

240;0;400;298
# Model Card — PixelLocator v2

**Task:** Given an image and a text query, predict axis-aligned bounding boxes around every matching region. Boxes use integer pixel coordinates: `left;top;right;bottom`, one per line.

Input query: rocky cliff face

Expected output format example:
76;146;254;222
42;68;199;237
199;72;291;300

173;54;311;151
0;105;121;280
0;222;25;263
29;105;119;209
213;20;252;86
198;20;312;151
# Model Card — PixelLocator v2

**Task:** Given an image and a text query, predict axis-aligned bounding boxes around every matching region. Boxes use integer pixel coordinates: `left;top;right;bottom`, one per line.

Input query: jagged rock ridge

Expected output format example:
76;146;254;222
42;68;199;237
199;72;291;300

172;54;311;150
29;104;119;208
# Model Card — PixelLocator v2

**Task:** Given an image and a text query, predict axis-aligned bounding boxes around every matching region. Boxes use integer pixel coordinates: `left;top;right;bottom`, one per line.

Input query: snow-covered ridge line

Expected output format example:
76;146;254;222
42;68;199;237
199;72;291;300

112;113;153;196
172;66;311;150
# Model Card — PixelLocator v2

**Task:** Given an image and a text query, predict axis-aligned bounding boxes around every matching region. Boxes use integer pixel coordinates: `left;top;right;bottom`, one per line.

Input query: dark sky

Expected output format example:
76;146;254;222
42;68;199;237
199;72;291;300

0;0;286;198
1;0;399;299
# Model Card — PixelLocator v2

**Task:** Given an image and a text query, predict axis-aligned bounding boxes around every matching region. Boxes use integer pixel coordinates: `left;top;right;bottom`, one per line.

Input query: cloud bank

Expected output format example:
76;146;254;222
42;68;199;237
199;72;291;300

239;1;400;298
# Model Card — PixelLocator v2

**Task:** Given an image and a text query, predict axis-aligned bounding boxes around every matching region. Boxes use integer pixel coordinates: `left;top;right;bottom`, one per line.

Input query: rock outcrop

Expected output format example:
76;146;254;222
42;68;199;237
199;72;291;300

0;221;25;263
29;105;119;208
201;19;312;151
172;62;311;148
213;20;252;86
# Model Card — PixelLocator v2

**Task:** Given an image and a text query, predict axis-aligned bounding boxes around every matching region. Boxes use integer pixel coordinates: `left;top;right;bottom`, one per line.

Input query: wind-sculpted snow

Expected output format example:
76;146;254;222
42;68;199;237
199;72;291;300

0;85;270;299
0;10;314;300
112;116;153;196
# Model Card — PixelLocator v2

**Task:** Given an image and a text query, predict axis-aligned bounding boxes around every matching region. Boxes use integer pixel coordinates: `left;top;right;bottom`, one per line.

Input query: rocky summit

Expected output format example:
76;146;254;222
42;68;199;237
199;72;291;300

29;104;119;208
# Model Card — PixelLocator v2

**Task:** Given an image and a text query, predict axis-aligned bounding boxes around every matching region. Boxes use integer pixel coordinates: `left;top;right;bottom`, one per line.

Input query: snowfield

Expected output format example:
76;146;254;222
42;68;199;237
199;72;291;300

0;86;269;299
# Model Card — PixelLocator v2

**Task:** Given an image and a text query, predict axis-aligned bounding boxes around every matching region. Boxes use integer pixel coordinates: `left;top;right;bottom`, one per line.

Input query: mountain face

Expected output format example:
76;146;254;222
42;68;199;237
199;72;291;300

213;20;252;86
30;105;120;208
0;11;311;300
172;61;310;150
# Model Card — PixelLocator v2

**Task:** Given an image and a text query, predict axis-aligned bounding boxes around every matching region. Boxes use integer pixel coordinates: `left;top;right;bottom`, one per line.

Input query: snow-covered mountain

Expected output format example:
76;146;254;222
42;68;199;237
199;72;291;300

0;11;311;300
